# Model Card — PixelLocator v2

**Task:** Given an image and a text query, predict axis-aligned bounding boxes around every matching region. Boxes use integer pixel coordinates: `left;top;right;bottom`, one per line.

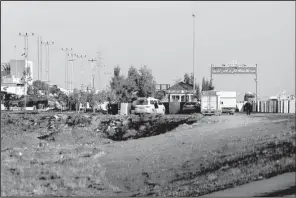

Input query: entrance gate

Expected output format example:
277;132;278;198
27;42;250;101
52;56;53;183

210;61;258;111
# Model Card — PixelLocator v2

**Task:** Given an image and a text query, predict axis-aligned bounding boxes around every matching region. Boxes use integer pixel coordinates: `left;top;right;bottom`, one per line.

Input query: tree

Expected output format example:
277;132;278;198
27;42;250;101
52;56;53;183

1;62;11;83
32;80;49;95
138;65;156;97
50;85;60;95
21;67;33;95
110;65;128;102
184;73;191;84
201;77;214;91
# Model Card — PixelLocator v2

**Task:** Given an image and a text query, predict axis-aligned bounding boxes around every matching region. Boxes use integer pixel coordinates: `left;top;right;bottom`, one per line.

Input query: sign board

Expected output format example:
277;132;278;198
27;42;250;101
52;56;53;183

166;90;194;94
211;66;256;74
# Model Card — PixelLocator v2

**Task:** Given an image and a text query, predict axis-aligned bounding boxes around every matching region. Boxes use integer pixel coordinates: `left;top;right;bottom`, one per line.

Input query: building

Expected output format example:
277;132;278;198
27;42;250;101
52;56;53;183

165;82;195;102
9;59;33;85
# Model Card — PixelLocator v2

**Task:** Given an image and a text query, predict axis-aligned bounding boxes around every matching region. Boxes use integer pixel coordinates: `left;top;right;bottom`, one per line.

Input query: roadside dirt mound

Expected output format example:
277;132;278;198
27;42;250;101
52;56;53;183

95;114;202;141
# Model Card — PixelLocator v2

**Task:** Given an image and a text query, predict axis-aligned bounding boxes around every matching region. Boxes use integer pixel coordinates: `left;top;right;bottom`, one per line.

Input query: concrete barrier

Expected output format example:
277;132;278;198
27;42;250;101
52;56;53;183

120;103;129;116
289;100;295;113
284;100;289;113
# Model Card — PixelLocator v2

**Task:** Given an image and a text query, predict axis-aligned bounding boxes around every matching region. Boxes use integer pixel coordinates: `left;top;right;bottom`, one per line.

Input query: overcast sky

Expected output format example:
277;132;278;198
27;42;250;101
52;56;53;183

1;1;295;100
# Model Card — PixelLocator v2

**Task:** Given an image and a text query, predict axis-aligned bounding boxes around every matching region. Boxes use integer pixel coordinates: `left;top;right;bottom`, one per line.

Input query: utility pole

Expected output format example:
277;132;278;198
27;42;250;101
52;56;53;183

41;41;54;98
192;14;196;102
39;37;43;81
76;54;87;90
68;53;77;111
62;48;72;91
19;32;34;110
13;45;19;81
68;53;77;92
255;64;258;112
88;58;97;90
37;37;40;81
96;52;105;90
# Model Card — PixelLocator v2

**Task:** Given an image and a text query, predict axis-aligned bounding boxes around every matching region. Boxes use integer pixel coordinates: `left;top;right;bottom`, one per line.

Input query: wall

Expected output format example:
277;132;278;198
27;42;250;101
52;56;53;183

255;100;295;114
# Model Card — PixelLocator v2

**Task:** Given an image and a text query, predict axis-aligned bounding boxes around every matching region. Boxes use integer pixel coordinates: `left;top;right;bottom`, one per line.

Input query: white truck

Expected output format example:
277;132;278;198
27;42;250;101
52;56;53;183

201;91;222;116
218;91;237;115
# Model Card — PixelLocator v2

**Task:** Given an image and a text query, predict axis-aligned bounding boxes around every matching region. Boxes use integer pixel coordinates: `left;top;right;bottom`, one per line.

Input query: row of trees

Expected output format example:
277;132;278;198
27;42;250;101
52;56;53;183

109;65;156;102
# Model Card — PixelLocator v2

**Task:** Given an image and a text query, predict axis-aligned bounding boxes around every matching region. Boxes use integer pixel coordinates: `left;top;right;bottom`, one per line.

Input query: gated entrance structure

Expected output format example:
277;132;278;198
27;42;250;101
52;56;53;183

210;61;258;111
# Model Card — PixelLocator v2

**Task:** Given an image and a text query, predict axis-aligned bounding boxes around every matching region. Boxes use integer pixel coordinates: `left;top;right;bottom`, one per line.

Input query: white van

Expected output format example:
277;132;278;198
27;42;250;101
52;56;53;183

134;97;165;115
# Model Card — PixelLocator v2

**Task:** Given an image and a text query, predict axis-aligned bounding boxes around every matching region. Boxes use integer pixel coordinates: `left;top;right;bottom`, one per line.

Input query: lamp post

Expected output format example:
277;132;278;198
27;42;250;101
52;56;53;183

192;14;196;102
76;54;87;90
62;48;72;91
41;41;54;98
88;58;97;90
255;64;258;112
19;32;34;110
96;52;105;90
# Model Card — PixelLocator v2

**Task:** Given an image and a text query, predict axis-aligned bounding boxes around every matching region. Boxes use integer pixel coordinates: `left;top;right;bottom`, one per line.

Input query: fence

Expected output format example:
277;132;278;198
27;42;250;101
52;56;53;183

253;100;295;114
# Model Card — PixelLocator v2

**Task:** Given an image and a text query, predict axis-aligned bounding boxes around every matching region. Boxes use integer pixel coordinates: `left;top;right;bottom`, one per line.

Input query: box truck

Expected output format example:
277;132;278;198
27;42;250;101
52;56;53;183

201;91;222;116
218;91;237;115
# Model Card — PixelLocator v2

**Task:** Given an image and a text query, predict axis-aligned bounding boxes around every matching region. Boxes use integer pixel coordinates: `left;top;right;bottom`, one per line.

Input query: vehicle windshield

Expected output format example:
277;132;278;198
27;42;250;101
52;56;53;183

136;99;148;105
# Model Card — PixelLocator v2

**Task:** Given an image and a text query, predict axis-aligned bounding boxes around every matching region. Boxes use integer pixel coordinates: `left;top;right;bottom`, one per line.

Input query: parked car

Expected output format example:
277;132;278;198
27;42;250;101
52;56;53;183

182;102;199;113
134;97;165;115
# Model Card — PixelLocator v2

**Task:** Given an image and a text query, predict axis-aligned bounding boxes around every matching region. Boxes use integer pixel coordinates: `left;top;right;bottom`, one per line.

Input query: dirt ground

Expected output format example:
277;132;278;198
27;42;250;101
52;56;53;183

1;112;295;196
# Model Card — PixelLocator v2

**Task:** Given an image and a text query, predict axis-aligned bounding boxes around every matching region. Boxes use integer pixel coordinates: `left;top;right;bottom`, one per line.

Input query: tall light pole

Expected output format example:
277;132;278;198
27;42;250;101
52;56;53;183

192;14;196;102
68;53;77;92
96;51;105;90
88;58;97;90
41;41;54;98
39;37;43;81
76;54;87;90
13;45;19;81
255;64;258;112
62;48;72;91
19;32;34;110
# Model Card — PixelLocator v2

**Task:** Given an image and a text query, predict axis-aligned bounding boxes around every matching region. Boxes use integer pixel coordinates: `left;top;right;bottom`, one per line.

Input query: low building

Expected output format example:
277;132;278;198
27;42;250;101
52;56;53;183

166;82;195;102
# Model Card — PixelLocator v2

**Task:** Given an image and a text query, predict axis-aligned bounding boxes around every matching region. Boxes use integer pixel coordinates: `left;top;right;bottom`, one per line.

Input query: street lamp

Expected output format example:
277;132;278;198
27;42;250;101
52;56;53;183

88;58;97;90
76;54;87;90
41;41;54;98
62;48;72;90
192;13;196;102
19;32;34;110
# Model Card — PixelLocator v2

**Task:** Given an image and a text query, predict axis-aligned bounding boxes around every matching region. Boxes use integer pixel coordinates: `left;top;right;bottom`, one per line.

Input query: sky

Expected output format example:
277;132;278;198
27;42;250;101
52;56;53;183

1;1;295;100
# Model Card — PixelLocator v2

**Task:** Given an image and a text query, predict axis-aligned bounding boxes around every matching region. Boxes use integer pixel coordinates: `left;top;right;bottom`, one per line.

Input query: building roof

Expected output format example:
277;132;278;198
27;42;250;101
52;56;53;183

167;82;193;91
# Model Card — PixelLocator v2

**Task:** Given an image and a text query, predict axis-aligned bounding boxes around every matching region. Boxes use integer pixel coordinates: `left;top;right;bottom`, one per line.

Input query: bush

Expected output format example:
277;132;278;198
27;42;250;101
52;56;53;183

66;114;92;127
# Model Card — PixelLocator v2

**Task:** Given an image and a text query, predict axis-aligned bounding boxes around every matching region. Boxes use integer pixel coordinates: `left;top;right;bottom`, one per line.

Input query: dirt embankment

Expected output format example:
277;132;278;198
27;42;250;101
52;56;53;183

1;112;295;196
99;114;296;197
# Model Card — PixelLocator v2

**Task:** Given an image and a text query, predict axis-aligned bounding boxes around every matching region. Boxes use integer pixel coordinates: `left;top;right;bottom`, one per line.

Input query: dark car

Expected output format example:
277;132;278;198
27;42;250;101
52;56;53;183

182;102;200;113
